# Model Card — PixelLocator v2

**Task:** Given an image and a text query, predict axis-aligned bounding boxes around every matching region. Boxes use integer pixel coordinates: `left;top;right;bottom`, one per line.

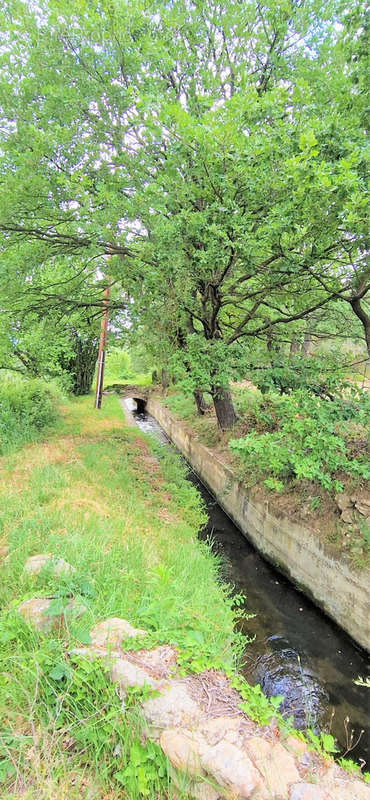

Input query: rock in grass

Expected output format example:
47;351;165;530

18;596;86;633
70;618;149;663
200;716;242;747
111;657;163;691
168;767;220;800
199;740;264;799
183;781;220;800
24;553;76;577
143;680;201;729
319;766;370;800
335;493;352;512
90;617;146;649
70;643;177;698
284;735;308;757
160;728;203;777
341;508;356;524
246;739;300;799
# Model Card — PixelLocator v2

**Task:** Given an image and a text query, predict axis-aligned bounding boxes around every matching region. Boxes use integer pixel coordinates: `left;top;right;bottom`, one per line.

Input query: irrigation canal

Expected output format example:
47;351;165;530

124;399;370;768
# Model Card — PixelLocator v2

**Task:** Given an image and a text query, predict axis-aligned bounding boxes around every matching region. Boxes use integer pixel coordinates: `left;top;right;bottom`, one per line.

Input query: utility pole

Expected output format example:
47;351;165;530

94;280;110;409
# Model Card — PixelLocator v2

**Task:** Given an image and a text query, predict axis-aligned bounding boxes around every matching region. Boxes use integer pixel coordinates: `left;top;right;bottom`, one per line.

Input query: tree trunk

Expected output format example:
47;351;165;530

211;385;238;431
301;332;311;357
59;332;99;395
161;368;169;394
351;298;370;358
194;390;207;415
289;337;299;360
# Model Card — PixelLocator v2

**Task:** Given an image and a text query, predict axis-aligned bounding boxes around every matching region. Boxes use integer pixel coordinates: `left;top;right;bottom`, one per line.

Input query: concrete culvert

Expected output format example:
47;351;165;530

134;397;147;413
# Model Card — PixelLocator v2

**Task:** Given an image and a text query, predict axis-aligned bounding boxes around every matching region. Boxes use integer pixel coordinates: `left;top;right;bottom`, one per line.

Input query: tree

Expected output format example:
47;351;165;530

0;258;104;392
116;2;368;425
58;327;99;395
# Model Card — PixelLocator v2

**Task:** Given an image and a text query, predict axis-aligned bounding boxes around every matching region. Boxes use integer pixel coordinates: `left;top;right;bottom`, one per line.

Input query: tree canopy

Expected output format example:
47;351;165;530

0;0;368;424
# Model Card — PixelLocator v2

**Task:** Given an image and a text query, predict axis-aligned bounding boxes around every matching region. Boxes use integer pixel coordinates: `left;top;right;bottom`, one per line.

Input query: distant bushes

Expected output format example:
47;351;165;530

0;378;58;454
104;348;133;381
104;347;152;386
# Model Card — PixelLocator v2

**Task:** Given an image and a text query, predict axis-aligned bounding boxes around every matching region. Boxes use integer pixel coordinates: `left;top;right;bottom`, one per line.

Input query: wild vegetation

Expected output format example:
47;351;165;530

2;394;368;798
162;376;370;566
229;389;369;493
0;377;58;454
0;0;368;793
0;395;246;797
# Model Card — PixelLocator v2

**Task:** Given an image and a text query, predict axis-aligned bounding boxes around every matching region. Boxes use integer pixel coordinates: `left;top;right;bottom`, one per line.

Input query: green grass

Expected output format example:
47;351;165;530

0;394;245;798
103;369;152;387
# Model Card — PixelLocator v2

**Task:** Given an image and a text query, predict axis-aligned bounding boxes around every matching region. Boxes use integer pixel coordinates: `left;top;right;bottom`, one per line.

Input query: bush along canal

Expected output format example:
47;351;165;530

123;398;370;769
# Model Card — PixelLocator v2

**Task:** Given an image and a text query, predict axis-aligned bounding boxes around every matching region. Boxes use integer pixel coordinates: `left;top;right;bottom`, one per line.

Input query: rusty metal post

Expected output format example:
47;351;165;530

94;281;110;409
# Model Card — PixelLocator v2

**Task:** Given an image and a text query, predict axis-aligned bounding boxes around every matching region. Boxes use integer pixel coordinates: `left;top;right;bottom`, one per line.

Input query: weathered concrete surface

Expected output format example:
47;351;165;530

147;398;370;653
119;396;136;425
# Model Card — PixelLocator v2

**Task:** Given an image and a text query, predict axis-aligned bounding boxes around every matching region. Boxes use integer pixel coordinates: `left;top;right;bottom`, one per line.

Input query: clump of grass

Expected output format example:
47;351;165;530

162;392;198;421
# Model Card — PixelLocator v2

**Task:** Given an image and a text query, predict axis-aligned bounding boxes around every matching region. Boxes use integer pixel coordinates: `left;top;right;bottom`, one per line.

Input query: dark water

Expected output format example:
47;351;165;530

124;400;370;767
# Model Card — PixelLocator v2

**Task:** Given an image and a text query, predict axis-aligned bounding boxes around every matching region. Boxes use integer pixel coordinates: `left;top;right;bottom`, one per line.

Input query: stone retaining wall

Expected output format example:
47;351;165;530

147;399;370;653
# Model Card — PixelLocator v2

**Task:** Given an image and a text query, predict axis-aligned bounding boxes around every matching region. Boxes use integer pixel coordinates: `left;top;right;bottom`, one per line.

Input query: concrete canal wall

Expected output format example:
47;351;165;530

147;398;370;653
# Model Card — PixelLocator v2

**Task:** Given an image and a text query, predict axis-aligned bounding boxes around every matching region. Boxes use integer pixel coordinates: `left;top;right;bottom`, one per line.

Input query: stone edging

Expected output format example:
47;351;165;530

15;560;370;800
146;399;370;653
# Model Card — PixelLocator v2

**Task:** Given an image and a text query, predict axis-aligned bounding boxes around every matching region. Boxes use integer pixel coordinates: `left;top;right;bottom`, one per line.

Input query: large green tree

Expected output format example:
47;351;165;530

0;259;106;392
112;1;368;425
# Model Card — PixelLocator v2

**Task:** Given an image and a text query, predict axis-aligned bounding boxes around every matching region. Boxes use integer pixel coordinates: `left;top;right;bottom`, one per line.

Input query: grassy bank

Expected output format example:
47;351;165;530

0;394;245;798
160;386;370;568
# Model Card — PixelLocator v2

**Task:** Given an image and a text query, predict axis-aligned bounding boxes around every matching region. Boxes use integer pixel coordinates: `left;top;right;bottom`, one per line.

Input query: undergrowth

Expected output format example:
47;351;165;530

0;376;59;455
229;388;370;494
161;385;370;564
1;393;368;796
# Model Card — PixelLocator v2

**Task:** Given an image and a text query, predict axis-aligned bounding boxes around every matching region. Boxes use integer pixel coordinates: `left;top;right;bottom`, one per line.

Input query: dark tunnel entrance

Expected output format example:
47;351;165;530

134;397;147;413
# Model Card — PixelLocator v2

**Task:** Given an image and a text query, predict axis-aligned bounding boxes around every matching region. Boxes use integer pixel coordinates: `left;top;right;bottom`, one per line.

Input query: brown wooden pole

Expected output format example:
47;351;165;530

94;281;110;409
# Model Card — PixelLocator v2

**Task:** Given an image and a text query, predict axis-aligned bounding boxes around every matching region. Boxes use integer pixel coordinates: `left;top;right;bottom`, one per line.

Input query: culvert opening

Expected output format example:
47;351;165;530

134;397;147;413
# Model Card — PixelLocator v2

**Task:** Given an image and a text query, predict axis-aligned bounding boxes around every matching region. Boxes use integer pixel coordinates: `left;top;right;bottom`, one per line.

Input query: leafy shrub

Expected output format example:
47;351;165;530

251;352;354;399
229;389;370;492
0;378;58;453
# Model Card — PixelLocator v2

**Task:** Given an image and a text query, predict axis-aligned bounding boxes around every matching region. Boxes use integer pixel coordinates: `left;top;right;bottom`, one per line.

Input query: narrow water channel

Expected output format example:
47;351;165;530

124;400;370;768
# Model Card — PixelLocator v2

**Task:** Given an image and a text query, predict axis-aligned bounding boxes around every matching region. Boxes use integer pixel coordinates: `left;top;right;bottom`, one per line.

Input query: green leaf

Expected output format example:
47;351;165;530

299;130;318;150
48;663;71;681
320;733;337;753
